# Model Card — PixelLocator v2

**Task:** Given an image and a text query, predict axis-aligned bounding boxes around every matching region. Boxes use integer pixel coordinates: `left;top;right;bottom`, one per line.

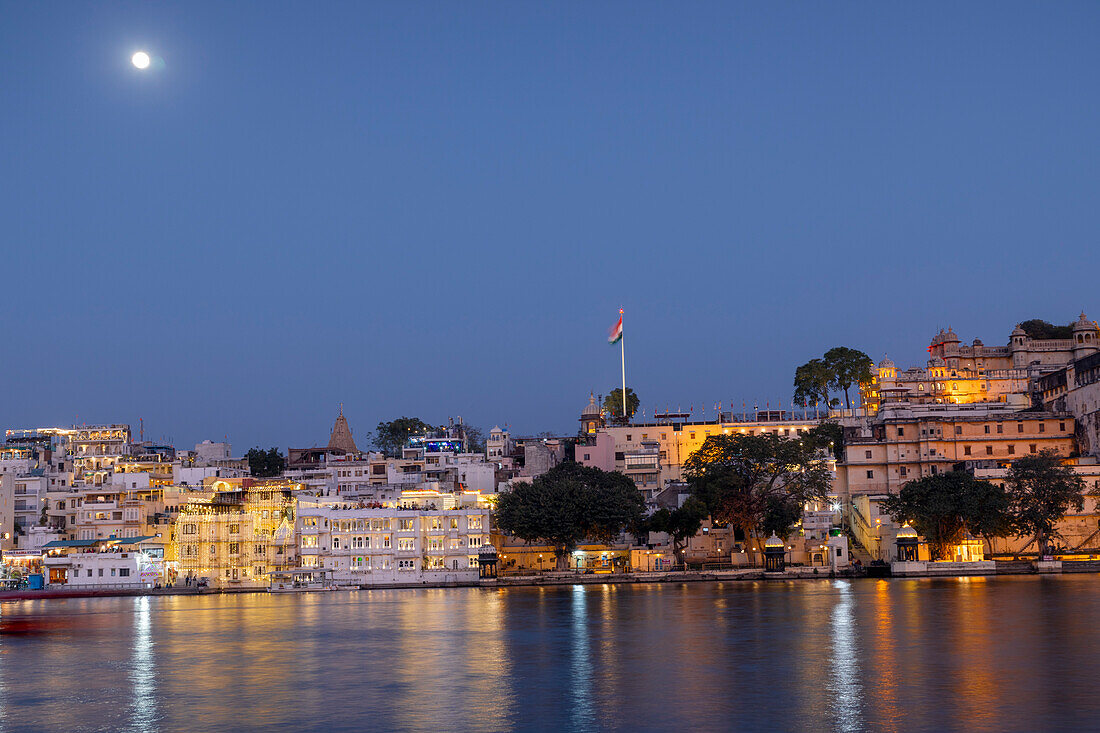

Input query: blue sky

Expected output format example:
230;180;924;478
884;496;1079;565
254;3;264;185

2;2;1098;450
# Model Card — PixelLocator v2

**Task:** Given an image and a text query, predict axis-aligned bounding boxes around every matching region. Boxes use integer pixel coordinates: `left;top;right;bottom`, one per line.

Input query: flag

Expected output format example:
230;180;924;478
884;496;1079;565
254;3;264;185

608;314;623;344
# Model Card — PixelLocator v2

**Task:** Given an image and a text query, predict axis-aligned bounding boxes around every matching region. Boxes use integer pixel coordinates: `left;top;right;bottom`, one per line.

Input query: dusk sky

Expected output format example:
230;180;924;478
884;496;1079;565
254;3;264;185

3;2;1098;451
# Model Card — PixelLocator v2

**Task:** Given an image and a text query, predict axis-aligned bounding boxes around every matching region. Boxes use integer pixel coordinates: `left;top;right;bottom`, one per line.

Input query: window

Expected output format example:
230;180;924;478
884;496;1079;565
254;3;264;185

382;535;391;549
986;446;993;455
1017;423;1024;434
429;518;443;531
897;427;905;437
1030;444;1037;454
583;453;590;461
626;435;632;441
468;516;483;531
469;556;480;569
302;535;318;548
399;519;414;532
182;523;198;535
450;517;459;529
1060;422;1066;431
1039;424;1045;433
866;470;874;479
119;568;130;577
996;424;1003;434
229;524;239;534
964;446;972;456
865;450;872;459
303;517;318;528
1008;445;1015;455
428;538;444;551
352;536;367;549
955;426;962;435
209;545;216;557
332;536;341;550
398;559;415;570
899;467;907;477
398;538;415;551
930;449;936;456
469;535;483;547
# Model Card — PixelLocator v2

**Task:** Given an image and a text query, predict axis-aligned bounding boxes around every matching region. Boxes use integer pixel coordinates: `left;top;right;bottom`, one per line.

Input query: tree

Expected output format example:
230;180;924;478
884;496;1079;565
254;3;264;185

373;417;435;457
793;358;834;412
247;447;286;477
805;420;845;461
682;432;831;564
1005;451;1086;557
880;471;1009;560
494;462;644;570
823;347;874;410
463;425;486;454
603;387;640;422
1018;319;1073;340
647;497;707;566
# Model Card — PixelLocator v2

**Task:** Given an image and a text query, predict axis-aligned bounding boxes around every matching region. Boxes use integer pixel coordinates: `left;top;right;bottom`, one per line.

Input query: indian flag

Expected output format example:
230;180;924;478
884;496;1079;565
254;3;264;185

608;314;623;344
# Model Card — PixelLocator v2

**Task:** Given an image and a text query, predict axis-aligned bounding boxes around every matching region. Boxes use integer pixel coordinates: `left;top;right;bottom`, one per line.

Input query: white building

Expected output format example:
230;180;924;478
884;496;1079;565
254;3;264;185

293;500;491;587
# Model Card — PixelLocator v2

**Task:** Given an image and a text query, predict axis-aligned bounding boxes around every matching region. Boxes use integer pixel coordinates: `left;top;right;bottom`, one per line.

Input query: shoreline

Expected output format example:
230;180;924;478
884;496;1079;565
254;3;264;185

5;560;1099;603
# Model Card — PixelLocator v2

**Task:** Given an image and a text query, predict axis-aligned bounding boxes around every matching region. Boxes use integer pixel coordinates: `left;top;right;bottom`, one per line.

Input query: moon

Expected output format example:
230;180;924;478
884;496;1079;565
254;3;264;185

132;51;151;69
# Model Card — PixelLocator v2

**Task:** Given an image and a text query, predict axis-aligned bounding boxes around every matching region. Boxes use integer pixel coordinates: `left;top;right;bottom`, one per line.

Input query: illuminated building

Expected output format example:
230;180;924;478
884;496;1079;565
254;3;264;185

291;498;491;587
1039;348;1100;457
580;408;821;491
173;477;300;588
861;316;1100;412
41;536;167;588
838;402;1084;560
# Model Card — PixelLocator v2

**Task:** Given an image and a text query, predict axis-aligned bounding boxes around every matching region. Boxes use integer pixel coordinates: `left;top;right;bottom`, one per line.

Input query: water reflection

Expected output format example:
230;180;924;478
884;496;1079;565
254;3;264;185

829;580;863;732
569;585;593;729
3;578;1100;731
128;596;156;732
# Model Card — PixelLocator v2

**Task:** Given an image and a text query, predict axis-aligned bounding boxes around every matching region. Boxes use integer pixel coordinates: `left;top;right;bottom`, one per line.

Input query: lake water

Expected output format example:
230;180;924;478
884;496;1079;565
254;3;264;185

1;576;1098;732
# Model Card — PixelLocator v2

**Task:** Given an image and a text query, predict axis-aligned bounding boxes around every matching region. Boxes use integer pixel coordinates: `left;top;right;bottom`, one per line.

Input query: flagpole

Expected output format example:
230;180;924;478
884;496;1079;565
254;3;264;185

619;307;627;421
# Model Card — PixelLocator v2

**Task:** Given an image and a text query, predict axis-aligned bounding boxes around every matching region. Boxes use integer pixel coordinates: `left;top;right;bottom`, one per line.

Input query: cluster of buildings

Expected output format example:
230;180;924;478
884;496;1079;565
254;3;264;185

3;313;1100;592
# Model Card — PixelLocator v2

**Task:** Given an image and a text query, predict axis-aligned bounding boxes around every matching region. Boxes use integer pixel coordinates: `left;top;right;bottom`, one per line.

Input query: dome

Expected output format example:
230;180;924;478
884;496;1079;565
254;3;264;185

878;355;895;369
972;338;983;347
581;393;601;417
1073;312;1093;331
942;327;959;343
763;532;785;548
896;524;918;539
1011;324;1026;337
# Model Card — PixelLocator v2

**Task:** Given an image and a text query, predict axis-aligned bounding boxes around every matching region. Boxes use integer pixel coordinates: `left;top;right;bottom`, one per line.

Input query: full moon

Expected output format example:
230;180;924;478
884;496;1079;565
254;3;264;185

131;51;151;69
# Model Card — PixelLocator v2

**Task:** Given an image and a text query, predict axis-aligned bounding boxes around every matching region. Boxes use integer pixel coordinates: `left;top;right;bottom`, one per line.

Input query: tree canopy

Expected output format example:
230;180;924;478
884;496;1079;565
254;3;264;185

373;417;435;456
881;471;1010;560
247;447;286;477
494;462;645;569
793;347;874;410
1018;319;1074;340
603;387;640;422
823;347;874;409
647;496;707;564
682;432;831;562
793;358;834;410
1005;451;1086;556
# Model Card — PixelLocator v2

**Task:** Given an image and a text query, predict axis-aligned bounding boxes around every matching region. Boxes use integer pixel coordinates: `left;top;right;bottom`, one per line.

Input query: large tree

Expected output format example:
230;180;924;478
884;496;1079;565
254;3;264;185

373;417;435;457
647;497;707;566
823;346;874;410
682;432;831;564
1005;451;1086;557
1018;319;1073;340
495;462;644;570
247;447;286;477
793;358;834;412
603;387;640;423
881;471;1009;560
